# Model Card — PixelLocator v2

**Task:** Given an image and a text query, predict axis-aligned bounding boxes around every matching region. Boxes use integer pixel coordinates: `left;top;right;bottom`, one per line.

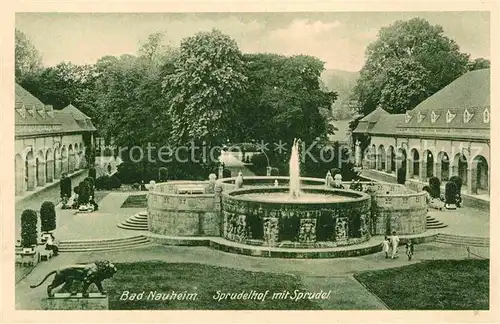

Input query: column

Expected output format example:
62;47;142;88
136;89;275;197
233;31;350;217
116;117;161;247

62;158;68;175
218;164;224;179
15;168;24;195
37;161;46;187
468;167;477;195
434;162;441;181
54;157;61;180
26;163;36;191
420;162;427;182
451;165;457;178
46;160;54;183
375;153;382;170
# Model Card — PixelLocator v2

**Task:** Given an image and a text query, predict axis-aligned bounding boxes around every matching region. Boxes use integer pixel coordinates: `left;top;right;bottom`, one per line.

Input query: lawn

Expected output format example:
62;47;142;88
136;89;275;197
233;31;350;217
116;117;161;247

120;194;147;208
354;259;489;310
100;261;322;310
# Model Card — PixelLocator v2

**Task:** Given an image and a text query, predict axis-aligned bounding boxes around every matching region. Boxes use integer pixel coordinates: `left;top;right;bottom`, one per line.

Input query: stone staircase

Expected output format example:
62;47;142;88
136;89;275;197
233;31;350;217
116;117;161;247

426;215;447;229
117;211;148;231
58;235;152;252
435;233;489;247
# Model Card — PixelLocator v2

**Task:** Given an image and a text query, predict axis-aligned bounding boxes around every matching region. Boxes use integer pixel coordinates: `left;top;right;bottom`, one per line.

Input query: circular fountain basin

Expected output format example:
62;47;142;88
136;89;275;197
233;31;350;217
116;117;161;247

221;186;372;248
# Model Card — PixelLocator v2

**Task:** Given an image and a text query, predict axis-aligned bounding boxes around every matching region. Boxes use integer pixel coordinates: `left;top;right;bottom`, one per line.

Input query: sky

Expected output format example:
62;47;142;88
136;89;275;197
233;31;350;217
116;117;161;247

16;12;490;72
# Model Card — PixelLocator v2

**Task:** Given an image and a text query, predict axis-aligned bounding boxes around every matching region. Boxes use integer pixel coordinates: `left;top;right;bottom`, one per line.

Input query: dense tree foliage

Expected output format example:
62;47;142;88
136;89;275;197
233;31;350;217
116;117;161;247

15;29;42;83
354;18;470;116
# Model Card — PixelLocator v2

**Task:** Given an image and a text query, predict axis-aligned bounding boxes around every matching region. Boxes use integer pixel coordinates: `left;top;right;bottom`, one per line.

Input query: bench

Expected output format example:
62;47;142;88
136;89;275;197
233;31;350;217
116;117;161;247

177;186;205;195
40;249;54;261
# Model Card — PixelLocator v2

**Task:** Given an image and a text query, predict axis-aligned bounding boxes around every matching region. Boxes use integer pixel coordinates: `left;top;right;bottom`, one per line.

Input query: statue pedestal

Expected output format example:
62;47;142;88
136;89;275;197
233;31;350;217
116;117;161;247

41;293;109;310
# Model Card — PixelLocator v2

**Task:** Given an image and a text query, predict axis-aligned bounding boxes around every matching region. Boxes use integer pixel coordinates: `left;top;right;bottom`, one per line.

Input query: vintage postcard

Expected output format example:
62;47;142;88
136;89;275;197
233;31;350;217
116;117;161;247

1;1;498;323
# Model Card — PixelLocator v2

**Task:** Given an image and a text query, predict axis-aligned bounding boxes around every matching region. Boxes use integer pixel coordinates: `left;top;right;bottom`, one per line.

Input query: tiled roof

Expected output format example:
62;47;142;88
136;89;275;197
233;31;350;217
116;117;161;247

353;69;490;140
403;68;490;130
15;84;96;137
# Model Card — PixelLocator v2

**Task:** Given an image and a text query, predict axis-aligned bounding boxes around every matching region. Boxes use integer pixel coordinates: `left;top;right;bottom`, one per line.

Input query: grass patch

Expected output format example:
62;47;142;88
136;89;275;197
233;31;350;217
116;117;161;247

99;261;321;310
120;194;147;208
354;259;489;310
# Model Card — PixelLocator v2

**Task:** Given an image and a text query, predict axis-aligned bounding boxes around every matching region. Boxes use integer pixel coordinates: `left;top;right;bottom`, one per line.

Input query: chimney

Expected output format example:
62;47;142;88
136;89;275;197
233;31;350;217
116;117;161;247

45;105;54;118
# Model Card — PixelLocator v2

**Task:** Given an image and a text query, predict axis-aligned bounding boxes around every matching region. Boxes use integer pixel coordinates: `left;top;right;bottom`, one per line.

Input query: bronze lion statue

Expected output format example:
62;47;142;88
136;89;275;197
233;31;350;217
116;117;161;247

30;260;117;297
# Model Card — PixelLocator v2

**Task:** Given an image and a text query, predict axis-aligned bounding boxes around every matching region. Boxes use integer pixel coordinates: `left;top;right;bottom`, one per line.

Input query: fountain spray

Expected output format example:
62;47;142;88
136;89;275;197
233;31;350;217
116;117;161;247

289;138;301;199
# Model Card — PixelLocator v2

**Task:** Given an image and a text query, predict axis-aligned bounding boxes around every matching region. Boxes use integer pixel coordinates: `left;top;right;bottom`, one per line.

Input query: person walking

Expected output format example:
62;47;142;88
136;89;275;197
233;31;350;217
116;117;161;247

390;231;400;259
382;236;390;259
406;240;414;261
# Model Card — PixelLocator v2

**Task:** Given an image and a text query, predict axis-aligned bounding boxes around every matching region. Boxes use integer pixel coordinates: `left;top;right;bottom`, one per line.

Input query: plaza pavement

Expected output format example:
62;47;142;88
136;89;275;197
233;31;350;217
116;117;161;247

14;166;491;310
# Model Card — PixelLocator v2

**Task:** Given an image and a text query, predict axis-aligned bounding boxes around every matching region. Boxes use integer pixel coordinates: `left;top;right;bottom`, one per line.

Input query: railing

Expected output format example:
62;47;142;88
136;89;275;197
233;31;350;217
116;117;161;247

466;246;489;260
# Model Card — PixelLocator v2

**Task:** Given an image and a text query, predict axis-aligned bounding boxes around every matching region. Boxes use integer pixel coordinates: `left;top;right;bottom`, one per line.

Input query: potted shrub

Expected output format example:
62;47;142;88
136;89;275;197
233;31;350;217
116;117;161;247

158;167;168;182
88;167;97;180
445;181;458;210
449;176;463;207
428;177;441;199
222;168;232;178
21;209;38;253
397;167;406;185
78;180;91;207
109;174;122;189
40;201;56;241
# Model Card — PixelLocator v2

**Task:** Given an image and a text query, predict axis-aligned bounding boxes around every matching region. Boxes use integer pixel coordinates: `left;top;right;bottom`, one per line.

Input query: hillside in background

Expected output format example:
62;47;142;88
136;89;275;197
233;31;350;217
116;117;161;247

321;69;360;120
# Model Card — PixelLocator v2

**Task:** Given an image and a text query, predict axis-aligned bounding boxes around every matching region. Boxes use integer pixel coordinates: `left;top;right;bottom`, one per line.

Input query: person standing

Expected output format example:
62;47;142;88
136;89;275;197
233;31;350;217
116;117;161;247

390;231;400;259
45;233;59;256
406;240;414;261
382;236;390;259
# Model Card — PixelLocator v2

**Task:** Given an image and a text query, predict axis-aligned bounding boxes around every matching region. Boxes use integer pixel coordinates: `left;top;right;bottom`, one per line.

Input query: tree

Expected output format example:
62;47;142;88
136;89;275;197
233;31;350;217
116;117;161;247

15;29;42;83
162;29;248;145
468;57;490;71
21;209;38;248
40;201;56;233
354;18;470;116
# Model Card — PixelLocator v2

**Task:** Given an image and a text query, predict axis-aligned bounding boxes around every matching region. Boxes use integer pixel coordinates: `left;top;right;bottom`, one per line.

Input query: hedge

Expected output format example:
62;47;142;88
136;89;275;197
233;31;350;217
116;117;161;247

40;201;56;232
21;209;38;248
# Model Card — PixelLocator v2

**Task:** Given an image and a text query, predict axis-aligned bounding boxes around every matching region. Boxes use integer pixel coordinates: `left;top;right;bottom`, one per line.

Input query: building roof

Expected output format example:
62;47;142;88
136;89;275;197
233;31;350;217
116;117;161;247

353;69;490;140
15;84;96;137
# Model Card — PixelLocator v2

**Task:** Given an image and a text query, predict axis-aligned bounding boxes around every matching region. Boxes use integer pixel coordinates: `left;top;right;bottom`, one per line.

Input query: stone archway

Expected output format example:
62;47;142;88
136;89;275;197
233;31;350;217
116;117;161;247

61;146;68;175
45;148;54;183
386;146;395;173
396;147;407;176
53;146;61;180
36;150;46;187
377;145;386;171
409;148;420;179
15;154;24;195
422;150;434;180
25;150;35;191
68;144;75;173
453;153;468;187
437;152;450;181
471;155;489;194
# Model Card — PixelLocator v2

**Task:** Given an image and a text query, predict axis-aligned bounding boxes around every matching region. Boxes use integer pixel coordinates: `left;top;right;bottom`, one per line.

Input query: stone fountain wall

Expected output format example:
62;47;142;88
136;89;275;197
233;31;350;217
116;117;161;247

147;181;220;236
221;187;372;248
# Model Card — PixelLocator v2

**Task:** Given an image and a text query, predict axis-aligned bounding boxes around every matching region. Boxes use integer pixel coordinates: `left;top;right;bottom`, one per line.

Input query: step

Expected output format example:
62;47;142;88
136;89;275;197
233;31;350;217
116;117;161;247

59;237;149;248
117;223;149;230
125;218;148;224
427;224;448;229
60;235;146;245
438;233;489;241
435;239;489;247
59;237;150;249
138;211;148;217
133;215;148;221
59;242;154;252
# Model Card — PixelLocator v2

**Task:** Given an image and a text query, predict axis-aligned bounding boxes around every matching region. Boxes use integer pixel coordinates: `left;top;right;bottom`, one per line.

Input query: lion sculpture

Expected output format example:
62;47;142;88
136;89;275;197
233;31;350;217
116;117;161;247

30;260;117;297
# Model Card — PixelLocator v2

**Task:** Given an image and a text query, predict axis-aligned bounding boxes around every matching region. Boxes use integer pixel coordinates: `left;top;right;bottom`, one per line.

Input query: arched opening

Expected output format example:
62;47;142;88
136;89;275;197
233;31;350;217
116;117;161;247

45;148;53;183
454;153;468;186
423;150;434;179
437;152;450;181
61;146;68;175
370;144;376;169
15;154;24;195
53;147;60;180
68;144;74;173
36;150;45;187
25;150;34;191
396;147;407;175
472;155;489;194
74;143;80;170
386;146;395;173
378;145;386;171
410;148;420;178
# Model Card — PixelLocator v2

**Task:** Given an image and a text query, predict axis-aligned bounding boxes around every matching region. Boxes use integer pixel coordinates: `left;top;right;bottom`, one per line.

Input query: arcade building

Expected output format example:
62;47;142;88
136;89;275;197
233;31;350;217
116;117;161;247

353;68;490;198
14;84;97;196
